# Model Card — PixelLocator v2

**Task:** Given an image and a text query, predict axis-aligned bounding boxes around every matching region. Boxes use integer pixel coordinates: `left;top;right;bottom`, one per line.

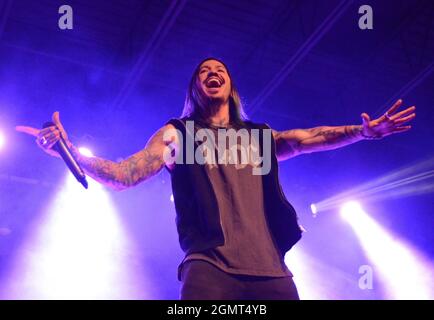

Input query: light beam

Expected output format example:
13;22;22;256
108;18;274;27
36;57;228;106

1;173;154;299
340;202;434;299
311;157;434;215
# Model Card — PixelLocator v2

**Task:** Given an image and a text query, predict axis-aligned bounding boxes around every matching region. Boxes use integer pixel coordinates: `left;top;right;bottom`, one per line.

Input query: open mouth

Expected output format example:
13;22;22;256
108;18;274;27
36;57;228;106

205;76;224;88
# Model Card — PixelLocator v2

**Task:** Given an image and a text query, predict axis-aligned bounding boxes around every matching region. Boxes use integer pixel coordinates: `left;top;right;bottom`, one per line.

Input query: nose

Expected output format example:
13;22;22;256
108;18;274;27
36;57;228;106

207;70;218;77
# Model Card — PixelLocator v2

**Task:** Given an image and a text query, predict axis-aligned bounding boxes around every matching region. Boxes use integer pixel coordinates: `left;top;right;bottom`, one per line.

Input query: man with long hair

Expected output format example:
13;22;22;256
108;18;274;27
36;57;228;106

17;58;416;300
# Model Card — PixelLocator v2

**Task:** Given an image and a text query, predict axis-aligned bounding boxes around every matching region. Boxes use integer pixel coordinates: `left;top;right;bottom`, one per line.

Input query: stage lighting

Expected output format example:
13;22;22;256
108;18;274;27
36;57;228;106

170;194;174;202
78;147;93;157
340;202;434;299
1;173;153;299
311;158;434;215
0;131;5;149
284;248;360;299
310;203;317;216
340;201;363;221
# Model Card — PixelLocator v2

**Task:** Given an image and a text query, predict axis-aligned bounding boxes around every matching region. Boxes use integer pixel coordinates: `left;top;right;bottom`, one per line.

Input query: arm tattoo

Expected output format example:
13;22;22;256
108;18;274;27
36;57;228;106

274;125;363;159
71;129;167;190
303;125;363;146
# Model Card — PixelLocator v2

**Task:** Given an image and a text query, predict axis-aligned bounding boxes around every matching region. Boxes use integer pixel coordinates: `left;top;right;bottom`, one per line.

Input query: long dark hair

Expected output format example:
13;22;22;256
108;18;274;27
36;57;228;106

181;57;248;126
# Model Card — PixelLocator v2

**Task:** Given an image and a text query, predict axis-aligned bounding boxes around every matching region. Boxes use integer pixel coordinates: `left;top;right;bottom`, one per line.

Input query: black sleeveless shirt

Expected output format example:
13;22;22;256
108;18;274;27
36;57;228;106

165;118;302;278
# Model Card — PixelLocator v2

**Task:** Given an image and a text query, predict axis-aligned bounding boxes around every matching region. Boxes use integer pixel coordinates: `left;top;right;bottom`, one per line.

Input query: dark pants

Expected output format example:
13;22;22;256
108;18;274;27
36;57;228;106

180;260;300;300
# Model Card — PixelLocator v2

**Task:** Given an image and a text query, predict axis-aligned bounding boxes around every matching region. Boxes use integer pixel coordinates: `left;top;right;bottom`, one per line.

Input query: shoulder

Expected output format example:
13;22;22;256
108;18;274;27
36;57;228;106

243;120;272;130
151;123;177;138
165;117;196;132
146;123;179;148
242;121;277;139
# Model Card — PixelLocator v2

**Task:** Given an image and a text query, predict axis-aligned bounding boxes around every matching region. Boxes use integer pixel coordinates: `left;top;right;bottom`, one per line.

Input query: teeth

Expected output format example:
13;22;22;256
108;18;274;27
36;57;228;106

207;78;221;86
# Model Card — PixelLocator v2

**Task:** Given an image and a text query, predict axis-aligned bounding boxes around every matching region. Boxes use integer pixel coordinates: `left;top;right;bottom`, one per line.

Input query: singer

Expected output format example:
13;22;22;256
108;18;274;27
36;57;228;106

16;58;416;300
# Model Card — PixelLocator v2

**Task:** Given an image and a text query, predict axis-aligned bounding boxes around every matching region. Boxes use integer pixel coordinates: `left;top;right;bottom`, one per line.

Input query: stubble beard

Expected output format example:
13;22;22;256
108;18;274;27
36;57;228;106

203;94;229;117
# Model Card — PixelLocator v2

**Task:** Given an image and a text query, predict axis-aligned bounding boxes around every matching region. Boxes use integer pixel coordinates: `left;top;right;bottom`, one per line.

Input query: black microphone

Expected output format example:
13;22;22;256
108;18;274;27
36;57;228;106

43;121;88;189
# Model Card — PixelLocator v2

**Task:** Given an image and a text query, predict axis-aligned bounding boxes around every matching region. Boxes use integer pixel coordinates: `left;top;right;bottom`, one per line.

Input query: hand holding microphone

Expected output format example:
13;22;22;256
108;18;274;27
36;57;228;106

16;111;88;189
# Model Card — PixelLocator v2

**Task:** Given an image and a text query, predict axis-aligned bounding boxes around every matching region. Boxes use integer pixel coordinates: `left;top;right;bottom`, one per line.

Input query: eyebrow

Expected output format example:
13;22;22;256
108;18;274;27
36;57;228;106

199;64;226;70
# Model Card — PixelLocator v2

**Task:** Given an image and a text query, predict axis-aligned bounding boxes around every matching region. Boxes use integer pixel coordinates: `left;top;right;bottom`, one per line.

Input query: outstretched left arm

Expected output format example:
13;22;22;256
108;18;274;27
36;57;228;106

273;99;416;161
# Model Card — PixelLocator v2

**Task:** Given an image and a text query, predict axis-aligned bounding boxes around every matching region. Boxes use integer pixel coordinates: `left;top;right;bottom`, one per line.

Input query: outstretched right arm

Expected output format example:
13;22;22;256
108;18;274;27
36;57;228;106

70;125;174;190
16;112;178;191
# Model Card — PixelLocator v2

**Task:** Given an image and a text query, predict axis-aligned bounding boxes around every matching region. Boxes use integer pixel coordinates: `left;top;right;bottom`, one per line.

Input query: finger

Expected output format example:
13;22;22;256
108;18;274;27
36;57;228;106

385;99;403;116
361;113;370;126
394;113;416;125
39;126;59;137
393;125;412;133
52;111;67;138
43;133;60;146
390;106;416;121
15;126;40;137
36;132;59;148
47;131;61;144
36;137;47;150
35;138;59;157
48;133;62;146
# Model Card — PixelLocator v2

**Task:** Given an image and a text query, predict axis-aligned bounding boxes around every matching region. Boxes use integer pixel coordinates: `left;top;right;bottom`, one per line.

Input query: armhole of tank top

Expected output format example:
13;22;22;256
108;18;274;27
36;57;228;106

164;118;186;173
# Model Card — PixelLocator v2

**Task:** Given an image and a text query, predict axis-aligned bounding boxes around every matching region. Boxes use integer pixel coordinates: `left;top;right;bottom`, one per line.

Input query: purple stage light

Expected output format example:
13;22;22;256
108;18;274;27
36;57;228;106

78;147;93;157
284;247;369;299
310;203;317;216
340;202;434;299
0;131;5;149
0;174;154;299
340;201;363;221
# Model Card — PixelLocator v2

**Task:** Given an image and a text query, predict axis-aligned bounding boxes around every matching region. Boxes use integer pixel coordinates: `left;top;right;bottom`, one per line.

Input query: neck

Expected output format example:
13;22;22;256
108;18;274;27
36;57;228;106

207;101;230;126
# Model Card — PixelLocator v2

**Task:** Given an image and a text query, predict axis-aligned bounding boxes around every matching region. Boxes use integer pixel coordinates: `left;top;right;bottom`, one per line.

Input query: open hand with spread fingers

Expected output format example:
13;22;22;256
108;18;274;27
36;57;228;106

360;99;416;140
15;111;71;158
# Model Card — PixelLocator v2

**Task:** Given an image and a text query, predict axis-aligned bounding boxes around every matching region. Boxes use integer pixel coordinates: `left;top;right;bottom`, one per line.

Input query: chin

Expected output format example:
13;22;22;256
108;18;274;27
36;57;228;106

208;95;227;104
207;93;224;99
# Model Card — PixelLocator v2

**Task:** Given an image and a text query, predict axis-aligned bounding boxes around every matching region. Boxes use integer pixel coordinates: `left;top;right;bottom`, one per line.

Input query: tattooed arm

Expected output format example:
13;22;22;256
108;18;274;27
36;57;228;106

272;100;416;161
70;124;177;190
15;112;178;191
273;125;364;160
